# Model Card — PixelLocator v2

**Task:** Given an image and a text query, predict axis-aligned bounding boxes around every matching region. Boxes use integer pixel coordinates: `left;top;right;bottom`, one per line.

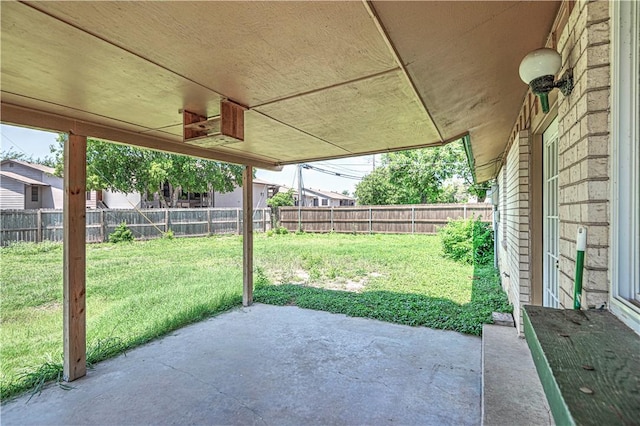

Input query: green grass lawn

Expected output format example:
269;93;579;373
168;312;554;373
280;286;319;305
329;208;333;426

1;233;510;399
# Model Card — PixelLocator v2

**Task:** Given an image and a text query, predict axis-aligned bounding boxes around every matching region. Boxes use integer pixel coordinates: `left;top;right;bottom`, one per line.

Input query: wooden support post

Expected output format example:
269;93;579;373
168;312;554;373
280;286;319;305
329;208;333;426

236;208;241;235
368;207;373;234
165;209;170;233
63;133;87;382
242;167;253;307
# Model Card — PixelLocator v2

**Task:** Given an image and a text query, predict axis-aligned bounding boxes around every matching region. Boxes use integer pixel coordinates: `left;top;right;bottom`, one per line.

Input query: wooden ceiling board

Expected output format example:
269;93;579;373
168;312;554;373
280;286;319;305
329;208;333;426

0;92;153;136
27;1;398;107
1;2;222;132
231;111;350;162
373;1;560;181
138;111;349;163
2;1;561;177
255;70;441;154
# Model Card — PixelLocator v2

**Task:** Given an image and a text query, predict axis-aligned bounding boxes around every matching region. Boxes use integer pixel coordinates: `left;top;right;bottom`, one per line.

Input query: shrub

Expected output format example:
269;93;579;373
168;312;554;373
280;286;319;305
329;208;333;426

439;217;493;265
108;222;134;243
163;229;174;240
275;226;289;235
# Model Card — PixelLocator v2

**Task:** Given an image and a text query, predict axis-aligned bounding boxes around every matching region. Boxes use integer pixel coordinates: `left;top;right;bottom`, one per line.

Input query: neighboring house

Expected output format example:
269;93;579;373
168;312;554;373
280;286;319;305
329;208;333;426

488;1;640;337
0;159;140;210
276;185;317;207
304;188;355;207
213;178;279;209
101;191;141;209
0;160;64;209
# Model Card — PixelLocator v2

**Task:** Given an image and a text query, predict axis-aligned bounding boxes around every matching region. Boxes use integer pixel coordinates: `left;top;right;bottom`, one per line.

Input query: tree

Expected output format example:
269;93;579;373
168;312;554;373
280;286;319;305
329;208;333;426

51;135;244;207
354;167;395;205
267;189;295;227
1;147;56;167
354;140;487;205
266;189;295;208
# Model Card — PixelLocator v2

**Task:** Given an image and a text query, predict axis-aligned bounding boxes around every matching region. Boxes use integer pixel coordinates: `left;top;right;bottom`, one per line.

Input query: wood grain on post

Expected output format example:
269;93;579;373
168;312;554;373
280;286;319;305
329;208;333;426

242;167;253;306
63;133;87;382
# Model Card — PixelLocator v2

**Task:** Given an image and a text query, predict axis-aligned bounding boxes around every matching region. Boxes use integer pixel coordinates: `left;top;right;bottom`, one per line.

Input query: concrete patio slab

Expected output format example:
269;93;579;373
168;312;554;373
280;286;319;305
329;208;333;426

1;304;481;425
481;324;553;426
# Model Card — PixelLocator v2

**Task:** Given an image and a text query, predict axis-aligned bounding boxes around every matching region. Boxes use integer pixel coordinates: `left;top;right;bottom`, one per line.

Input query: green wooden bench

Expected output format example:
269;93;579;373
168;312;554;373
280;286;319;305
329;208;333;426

523;305;640;425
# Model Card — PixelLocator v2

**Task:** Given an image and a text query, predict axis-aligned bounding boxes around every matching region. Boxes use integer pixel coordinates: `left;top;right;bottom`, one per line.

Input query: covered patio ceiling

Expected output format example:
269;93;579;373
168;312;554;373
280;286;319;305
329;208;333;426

1;1;559;182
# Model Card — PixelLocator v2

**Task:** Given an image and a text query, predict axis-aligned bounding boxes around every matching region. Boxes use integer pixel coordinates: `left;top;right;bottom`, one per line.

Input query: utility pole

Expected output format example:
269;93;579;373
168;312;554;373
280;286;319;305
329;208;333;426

298;164;303;232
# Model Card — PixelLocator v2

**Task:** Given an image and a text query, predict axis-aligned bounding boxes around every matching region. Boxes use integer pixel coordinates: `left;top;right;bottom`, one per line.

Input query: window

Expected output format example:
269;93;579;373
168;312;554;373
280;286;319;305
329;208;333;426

31;186;38;202
321;199;328;206
611;0;640;333
86;191;92;200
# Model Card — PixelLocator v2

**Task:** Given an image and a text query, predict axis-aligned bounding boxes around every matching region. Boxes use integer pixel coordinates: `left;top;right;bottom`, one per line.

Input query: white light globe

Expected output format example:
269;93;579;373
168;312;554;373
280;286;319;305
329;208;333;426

519;48;562;84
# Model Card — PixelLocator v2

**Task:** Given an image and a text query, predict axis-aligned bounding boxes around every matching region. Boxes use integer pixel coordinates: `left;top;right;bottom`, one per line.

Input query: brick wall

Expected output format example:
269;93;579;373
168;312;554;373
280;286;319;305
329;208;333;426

556;0;610;309
500;131;532;333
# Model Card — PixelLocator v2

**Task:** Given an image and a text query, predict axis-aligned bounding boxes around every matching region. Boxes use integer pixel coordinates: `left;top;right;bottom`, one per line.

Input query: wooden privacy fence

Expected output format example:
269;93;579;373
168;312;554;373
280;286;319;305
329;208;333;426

279;204;493;234
0;208;271;246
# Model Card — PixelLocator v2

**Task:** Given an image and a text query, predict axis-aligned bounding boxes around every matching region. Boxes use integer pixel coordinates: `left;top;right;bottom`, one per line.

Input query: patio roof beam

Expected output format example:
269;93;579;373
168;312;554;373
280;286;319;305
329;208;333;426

63;133;87;382
0;102;281;171
242;166;254;306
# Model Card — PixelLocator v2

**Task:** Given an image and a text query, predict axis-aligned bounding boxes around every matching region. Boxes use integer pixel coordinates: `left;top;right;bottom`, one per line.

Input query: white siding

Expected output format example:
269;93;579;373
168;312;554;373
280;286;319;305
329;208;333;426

0;162;42;181
214;183;270;209
41;173;64;209
0;177;25;209
102;191;141;209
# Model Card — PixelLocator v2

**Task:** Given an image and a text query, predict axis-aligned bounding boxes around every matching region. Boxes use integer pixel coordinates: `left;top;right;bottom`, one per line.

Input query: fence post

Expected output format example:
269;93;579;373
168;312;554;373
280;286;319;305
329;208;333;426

411;206;415;234
36;209;42;243
330;207;334;231
263;208;267;232
463;205;467;219
100;209;106;242
165;209;170;233
207;208;211;236
368;207;372;234
236;208;241;235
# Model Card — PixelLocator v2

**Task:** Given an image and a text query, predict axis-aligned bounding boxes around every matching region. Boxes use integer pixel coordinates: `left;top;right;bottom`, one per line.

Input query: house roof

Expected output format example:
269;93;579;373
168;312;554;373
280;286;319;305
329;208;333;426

1;159;56;175
252;178;278;186
0;170;50;186
305;188;354;201
1;2;559;182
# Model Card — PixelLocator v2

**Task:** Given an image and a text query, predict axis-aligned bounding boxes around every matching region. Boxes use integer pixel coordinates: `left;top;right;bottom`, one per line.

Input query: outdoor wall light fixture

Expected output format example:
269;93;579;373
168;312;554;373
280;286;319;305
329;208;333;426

519;48;573;113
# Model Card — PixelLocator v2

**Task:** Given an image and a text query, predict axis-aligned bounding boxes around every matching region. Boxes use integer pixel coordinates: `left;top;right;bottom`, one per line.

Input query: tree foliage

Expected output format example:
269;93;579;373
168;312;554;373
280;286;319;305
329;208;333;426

51;135;244;205
355;140;487;205
267;189;295;208
1;148;56;167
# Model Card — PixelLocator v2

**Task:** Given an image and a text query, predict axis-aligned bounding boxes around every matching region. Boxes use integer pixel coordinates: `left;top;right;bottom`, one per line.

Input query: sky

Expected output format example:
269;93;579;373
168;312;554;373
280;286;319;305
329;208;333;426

0;124;378;195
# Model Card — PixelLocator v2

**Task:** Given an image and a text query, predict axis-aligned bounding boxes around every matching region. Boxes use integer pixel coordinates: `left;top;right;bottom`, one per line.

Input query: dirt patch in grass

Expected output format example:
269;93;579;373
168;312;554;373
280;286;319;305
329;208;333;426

33;302;62;312
270;269;382;293
268;267;381;293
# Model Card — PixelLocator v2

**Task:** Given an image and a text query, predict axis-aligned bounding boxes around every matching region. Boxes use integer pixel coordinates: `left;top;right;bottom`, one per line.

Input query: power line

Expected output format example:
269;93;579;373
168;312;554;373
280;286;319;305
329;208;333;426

301;164;363;180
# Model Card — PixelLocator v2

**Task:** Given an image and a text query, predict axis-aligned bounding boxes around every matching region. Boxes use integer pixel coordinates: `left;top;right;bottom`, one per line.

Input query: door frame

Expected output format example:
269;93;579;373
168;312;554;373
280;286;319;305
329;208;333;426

530;110;559;306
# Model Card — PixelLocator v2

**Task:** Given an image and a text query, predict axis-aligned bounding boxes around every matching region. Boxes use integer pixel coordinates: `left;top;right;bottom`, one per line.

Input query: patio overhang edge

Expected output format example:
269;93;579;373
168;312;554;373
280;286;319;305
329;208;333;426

0;102;281;171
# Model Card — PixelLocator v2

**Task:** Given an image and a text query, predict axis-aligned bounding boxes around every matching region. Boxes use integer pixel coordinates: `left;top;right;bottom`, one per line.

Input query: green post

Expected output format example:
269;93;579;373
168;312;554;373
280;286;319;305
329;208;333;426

573;227;587;309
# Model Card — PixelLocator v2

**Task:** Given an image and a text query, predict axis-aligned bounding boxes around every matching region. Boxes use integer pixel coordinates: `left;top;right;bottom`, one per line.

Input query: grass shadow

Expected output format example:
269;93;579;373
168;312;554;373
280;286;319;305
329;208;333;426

255;263;511;336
